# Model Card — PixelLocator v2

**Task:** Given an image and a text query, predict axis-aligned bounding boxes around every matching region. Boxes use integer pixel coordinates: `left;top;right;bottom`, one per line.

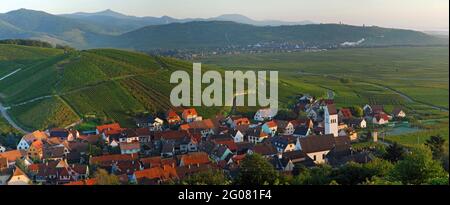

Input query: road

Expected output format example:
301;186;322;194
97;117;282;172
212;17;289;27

0;102;29;134
1;69;31;133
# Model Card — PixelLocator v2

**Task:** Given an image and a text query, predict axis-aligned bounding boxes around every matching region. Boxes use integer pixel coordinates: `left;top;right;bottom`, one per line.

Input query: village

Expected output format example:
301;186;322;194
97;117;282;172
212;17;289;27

0;95;407;185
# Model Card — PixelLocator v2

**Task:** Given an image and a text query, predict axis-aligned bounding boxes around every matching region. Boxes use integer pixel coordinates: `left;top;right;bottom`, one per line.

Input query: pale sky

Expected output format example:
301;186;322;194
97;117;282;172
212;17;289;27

1;0;448;31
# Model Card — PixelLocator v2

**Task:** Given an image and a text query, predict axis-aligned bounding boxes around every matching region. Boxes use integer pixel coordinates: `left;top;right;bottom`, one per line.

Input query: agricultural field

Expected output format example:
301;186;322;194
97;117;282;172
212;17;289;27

202;46;449;116
202;46;449;142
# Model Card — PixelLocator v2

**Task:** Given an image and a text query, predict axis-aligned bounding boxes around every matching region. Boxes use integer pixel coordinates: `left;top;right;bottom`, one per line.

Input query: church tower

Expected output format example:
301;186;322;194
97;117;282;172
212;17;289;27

324;104;338;137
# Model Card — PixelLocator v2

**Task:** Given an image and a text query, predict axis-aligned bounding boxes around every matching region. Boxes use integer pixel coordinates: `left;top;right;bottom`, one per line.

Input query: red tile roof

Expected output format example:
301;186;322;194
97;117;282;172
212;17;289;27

339;108;353;119
154;130;189;141
0;150;23;163
265;120;277;128
180;152;211;166
214;139;238;152
89;154;138;165
119;142;140;151
233;118;250;126
135;166;178;182
374;113;390;122
96;123;122;133
182;108;198;118
181;119;215;130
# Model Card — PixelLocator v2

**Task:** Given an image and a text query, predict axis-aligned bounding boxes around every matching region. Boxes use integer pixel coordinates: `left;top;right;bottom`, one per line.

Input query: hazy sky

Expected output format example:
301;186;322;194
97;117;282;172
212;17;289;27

1;0;448;31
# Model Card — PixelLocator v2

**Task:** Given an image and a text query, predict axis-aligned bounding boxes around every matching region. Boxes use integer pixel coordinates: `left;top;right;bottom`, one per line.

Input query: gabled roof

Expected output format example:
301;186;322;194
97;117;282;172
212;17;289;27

43;143;65;159
182;108;198;117
119;142;140;151
339;108;353;119
167;109;181;119
298;134;335;153
374;113;390;121
90;154;138;165
30;140;43;150
233;117;250;126
135;166;178;183
49;128;70;139
251;143;277;156
392;107;405;116
0;150;24;163
293;126;310;136
182;119;215;130
12;166;28;177
96;123;122;133
213;139;237;152
21;131;48;144
140;156;162;168
180;152;210;166
271;135;297;147
333;135;351;153
154;130;189;141
176;164;213;180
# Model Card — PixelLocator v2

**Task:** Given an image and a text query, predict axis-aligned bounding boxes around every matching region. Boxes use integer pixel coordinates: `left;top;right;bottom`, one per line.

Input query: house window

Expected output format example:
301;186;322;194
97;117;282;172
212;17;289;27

313;155;316;161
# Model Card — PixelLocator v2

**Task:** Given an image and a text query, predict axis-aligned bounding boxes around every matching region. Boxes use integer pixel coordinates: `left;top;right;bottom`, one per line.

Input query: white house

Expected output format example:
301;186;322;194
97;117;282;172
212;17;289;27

392;108;406;119
254;108;277;122
230;130;245;143
324;104;339;137
7;167;30;185
16;131;48;151
277;121;295;136
373;113;390;125
246;128;269;144
298;134;335;164
0;145;5;153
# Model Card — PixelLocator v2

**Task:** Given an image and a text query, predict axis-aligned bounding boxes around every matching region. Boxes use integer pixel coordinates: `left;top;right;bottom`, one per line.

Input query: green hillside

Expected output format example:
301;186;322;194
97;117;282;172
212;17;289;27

112;21;447;50
0;44;224;131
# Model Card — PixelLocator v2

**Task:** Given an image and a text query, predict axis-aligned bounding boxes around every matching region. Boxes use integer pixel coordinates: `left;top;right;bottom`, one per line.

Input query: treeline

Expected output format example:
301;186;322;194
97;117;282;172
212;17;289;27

0;39;73;50
177;139;449;185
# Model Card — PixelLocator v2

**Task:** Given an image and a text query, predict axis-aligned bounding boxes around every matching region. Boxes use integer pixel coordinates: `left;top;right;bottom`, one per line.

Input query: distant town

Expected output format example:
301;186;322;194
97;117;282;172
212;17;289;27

0;94;410;185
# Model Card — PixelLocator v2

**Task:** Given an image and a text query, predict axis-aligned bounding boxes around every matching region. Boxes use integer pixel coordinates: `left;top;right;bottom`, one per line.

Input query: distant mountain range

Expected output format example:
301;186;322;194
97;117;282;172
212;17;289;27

0;9;447;50
61;9;315;32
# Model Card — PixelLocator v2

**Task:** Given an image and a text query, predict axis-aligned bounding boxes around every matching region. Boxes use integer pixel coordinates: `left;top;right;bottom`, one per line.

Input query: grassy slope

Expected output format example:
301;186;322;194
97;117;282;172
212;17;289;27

0;45;225;130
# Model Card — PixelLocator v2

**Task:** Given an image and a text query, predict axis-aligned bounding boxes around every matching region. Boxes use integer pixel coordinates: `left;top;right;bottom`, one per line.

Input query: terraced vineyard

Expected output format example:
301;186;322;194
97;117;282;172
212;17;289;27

0;45;224;130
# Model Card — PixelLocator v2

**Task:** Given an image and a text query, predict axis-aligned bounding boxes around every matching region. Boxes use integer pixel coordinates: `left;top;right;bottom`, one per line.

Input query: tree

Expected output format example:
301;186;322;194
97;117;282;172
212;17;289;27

182;169;231;185
350;106;364;117
236;154;279;185
333;162;368;185
391;145;446;185
383;142;405;162
88;144;103;156
332;159;394;185
363;158;394;177
425;135;446;160
94;169;121;185
292;164;333;185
